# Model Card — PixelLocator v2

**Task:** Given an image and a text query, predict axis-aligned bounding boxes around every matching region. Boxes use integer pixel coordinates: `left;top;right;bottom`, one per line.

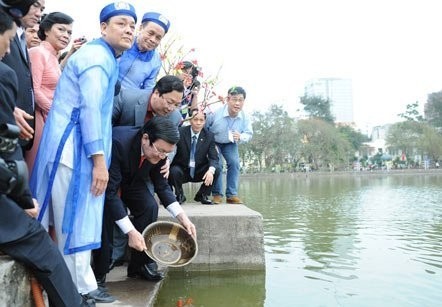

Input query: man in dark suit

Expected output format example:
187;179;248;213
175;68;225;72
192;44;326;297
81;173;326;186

106;75;184;271
0;6;90;306
113;74;184;127
169;109;220;205
94;117;196;295
1;0;45;151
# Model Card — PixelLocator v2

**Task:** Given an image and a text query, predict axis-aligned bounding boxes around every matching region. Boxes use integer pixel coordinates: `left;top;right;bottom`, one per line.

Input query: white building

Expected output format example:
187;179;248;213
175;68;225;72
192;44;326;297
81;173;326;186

304;78;353;124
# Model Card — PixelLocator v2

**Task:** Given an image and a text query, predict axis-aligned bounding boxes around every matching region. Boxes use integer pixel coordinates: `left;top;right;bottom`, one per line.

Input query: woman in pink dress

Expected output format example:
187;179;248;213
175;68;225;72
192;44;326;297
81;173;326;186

26;12;84;173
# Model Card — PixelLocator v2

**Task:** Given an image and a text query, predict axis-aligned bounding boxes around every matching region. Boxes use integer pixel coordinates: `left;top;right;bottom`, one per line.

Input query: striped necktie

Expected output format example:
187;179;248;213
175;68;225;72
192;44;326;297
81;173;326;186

190;135;197;178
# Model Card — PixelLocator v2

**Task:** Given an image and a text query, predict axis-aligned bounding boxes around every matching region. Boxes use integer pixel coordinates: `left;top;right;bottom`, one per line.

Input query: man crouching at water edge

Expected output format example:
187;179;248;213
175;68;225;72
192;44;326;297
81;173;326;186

94;117;196;293
30;1;137;304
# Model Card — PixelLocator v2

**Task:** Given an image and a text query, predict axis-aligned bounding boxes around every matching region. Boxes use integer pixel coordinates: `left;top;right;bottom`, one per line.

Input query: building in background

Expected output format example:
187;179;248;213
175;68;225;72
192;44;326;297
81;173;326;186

304;78;353;124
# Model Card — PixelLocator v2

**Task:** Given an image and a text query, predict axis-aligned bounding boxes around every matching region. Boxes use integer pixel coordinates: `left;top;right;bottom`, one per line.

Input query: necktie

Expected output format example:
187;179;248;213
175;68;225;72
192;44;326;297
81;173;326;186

19;32;27;59
139;155;146;168
190;135;197;178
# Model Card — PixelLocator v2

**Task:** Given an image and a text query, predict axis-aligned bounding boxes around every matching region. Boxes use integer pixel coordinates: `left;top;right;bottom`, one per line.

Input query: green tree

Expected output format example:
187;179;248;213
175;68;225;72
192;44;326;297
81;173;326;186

300;95;335;123
419;124;442;163
337;125;370;151
385;120;424;159
398;101;424;122
240;105;300;172
297;118;352;170
425;91;442;128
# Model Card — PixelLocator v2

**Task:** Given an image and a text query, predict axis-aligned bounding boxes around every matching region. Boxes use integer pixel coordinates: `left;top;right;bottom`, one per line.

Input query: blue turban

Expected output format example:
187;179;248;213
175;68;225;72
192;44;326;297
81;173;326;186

141;12;170;33
100;2;137;23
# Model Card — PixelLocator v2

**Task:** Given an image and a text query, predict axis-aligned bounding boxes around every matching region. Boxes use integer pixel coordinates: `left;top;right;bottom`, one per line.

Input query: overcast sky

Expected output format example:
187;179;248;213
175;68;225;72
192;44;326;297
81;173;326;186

44;0;442;132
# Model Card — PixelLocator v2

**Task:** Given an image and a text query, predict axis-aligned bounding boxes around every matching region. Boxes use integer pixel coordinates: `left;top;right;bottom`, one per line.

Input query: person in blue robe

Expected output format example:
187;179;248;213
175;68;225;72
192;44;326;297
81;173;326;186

30;2;137;302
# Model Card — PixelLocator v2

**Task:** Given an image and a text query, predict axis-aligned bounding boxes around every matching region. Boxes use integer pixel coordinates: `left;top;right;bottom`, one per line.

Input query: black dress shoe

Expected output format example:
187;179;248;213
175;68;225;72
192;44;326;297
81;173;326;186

87;288;116;303
194;193;212;205
109;259;124;271
127;262;164;281
176;193;186;204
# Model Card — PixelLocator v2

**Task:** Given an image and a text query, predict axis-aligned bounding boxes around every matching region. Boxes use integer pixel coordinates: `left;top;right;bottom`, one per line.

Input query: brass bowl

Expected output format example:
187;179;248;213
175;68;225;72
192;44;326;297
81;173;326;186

142;221;198;267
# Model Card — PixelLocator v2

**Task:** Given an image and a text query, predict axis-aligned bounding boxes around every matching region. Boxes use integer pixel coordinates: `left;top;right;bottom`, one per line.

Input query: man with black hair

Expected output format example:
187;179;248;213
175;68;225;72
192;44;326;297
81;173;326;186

169;108;220;205
94;116;196;295
206;86;253;204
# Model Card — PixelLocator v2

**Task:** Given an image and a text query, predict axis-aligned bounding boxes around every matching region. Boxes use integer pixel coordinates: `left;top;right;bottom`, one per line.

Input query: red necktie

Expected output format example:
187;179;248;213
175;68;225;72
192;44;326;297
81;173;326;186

139;155;147;168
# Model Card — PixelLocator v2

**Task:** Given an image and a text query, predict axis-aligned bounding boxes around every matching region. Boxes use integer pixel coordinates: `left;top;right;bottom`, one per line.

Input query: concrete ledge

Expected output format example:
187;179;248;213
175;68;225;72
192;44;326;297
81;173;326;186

158;203;265;271
0;255;32;307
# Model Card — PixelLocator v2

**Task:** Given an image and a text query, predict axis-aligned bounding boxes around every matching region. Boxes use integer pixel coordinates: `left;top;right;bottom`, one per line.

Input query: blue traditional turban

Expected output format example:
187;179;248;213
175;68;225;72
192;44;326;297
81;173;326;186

100;1;137;23
141;12;170;33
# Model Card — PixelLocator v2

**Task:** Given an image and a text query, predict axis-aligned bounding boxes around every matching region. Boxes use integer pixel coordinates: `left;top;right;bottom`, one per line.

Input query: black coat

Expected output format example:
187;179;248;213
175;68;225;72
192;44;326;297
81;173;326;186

171;125;218;178
1;33;35;149
105;126;177;221
0;62;34;209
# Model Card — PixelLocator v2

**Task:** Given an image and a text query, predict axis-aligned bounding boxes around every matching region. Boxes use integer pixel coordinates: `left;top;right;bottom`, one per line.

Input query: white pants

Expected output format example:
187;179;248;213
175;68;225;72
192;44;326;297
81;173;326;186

51;164;97;295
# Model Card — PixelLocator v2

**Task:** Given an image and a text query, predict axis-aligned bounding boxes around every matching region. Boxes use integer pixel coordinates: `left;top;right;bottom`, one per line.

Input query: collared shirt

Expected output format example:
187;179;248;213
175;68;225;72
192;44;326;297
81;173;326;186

118;39;161;92
205;104;253;144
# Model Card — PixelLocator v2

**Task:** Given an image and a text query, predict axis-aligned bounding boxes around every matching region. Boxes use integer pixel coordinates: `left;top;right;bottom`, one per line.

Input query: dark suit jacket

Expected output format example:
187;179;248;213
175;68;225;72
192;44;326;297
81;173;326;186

2;33;34;149
112;88;182;127
105;126;177;221
0;62;34;209
171;125;218;178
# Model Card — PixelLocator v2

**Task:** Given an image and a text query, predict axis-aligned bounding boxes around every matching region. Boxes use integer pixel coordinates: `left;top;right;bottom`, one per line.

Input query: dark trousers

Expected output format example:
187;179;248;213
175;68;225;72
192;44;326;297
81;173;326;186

93;187;157;276
0;195;82;307
169;165;219;196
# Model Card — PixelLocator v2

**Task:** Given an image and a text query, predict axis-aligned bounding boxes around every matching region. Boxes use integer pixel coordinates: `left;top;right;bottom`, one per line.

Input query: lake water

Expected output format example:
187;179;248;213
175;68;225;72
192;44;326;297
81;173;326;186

155;171;442;307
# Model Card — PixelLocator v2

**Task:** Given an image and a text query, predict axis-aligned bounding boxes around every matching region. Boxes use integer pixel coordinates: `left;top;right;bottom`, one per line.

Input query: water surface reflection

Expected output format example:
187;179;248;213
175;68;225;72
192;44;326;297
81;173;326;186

157;172;442;307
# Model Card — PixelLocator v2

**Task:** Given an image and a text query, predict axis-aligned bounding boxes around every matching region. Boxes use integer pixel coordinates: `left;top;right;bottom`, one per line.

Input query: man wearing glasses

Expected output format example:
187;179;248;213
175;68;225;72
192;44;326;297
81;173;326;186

113;74;184;127
106;74;183;275
94;116;196;295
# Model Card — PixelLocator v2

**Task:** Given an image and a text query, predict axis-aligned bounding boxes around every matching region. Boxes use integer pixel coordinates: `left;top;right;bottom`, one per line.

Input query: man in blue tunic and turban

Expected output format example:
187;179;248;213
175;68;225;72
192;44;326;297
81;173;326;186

30;1;137;304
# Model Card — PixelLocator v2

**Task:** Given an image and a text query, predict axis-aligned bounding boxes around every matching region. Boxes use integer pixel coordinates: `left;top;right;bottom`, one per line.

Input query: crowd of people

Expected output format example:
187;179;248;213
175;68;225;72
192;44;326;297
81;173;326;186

0;1;252;306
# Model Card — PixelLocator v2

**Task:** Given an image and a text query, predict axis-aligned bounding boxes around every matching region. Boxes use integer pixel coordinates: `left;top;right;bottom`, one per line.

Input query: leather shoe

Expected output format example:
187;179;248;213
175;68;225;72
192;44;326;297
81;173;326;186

226;196;243;204
109;259;124;271
212;195;223;204
127;262;164;281
176;193;186;204
87;288;115;303
194;193;212;205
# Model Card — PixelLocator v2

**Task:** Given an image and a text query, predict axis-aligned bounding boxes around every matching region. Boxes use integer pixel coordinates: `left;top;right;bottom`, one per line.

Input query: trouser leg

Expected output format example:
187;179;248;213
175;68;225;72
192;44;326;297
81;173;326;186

52;164;97;294
124;189;157;268
0;195;82;307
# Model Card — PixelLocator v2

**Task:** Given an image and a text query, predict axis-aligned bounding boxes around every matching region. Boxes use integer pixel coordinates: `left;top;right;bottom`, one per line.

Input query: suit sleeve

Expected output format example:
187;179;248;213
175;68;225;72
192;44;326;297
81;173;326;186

207;133;219;168
105;139;128;221
0;65;34;209
151;160;177;206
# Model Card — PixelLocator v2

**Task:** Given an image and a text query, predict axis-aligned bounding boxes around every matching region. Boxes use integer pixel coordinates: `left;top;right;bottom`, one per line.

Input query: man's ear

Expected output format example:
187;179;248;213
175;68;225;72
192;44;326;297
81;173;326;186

142;133;149;141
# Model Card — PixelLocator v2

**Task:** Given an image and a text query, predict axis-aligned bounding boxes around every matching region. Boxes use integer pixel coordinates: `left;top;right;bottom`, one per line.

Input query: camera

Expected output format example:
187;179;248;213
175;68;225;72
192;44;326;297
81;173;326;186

74;36;87;43
0;123;29;196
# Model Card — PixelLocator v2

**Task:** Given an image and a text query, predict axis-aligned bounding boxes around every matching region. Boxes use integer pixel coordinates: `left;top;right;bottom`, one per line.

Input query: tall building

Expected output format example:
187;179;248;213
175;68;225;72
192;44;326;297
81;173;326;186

304;78;353;123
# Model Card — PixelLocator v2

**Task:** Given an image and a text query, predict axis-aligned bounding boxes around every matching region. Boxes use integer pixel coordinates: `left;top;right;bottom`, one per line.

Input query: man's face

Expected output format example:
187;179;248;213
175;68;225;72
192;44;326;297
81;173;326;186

25;23;40;48
227;94;245;117
21;0;45;28
101;15;136;56
0;23;17;59
151;89;182;116
141;134;175;165
190;111;205;133
136;22;165;52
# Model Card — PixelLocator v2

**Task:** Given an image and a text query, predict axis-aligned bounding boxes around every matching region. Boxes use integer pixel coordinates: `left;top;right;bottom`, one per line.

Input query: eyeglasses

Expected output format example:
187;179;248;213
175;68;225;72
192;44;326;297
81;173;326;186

229;97;245;103
151;142;168;159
